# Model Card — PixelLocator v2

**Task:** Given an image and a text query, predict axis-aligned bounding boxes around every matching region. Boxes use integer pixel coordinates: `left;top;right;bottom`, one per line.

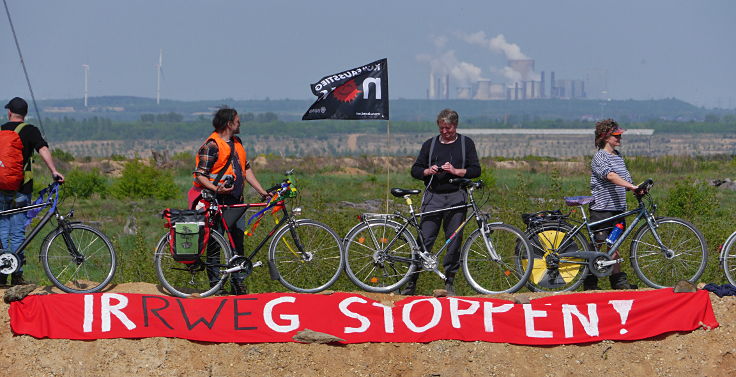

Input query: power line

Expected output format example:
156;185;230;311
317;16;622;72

3;0;44;134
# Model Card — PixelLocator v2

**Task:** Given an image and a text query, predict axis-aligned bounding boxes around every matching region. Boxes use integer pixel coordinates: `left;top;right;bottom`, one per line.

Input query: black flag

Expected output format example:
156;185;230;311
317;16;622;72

302;58;389;120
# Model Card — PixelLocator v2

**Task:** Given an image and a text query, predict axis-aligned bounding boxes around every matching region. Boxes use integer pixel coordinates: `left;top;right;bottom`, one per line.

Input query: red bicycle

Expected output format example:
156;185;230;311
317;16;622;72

153;170;344;297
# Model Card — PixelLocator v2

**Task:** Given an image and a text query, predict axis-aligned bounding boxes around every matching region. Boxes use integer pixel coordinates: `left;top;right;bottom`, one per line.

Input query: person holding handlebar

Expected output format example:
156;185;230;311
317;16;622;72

1;97;65;286
586;118;643;291
403;108;481;295
188;106;269;294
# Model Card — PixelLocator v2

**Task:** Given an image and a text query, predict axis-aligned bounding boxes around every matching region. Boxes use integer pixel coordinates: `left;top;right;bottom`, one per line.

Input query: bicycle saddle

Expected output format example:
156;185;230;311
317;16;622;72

564;196;595;206
390;188;421;197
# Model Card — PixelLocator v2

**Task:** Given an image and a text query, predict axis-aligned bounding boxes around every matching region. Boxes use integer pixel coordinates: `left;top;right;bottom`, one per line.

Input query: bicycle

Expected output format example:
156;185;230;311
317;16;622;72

720;229;736;285
0;180;117;293
153;170;344;298
343;178;534;294
523;179;708;292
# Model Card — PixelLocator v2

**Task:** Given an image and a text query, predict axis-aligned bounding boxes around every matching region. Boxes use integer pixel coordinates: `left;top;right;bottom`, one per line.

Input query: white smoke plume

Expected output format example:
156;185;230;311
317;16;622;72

416;50;485;86
458;31;529;60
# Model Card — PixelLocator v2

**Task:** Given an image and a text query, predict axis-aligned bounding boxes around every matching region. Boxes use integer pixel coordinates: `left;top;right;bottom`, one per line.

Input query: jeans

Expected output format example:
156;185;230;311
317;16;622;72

0;191;30;273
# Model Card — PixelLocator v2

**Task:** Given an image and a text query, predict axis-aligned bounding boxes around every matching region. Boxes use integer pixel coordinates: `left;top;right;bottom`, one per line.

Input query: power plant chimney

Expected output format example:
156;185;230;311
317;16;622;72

540;71;545;98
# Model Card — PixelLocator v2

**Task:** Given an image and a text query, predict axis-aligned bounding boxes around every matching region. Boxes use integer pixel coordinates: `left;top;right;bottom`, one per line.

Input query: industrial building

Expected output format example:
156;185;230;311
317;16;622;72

428;59;586;101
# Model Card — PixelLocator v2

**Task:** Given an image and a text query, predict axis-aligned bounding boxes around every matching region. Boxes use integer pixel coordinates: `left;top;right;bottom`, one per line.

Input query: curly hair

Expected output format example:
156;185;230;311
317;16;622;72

436;108;459;126
212;106;238;132
594;118;619;149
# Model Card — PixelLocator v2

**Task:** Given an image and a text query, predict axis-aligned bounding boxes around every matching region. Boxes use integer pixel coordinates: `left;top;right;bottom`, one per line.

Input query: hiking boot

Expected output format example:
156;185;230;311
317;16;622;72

583;274;600;291
399;273;419;295
609;272;637;290
231;281;247;295
444;273;456;296
11;273;30;286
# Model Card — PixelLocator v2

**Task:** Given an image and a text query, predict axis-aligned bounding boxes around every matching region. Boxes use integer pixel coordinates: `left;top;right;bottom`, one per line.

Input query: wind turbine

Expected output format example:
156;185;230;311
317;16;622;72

155;49;162;104
82;64;89;107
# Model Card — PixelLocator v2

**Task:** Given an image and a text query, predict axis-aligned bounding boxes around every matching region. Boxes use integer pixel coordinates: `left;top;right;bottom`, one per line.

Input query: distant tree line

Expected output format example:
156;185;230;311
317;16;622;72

39;113;736;143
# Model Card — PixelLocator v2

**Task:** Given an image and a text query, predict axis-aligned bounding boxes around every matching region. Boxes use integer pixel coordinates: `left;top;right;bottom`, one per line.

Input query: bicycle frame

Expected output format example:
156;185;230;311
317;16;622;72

0;184;70;257
358;184;492;279
197;176;308;272
546;195;668;265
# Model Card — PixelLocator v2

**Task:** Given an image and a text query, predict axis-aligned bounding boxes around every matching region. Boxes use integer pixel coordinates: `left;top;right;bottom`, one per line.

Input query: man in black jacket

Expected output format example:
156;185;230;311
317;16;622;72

402;108;481;295
1;97;64;286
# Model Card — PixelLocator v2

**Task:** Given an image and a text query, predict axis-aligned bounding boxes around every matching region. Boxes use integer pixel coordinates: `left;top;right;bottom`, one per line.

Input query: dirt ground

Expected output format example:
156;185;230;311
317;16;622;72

2;283;736;377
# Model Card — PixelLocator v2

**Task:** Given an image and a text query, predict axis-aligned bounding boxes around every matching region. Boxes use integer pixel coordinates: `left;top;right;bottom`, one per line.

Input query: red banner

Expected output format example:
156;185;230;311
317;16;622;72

9;289;717;345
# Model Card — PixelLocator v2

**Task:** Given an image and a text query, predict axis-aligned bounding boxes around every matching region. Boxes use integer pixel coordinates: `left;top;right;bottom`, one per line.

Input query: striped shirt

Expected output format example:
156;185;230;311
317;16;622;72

590;149;632;211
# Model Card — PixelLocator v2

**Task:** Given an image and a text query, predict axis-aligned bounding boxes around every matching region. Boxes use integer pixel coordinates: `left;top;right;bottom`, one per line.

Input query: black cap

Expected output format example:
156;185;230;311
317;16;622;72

4;97;28;116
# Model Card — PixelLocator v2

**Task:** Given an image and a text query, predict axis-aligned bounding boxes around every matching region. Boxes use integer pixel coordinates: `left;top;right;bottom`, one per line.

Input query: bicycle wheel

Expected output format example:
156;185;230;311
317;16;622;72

462;223;534;294
154;229;233;298
40;223;117;293
268;219;344;293
630;217;707;288
722;231;736;286
344;219;418;293
525;222;589;292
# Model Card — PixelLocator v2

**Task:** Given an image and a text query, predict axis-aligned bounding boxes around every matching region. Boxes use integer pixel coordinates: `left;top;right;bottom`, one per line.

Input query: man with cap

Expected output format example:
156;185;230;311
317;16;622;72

1;97;65;286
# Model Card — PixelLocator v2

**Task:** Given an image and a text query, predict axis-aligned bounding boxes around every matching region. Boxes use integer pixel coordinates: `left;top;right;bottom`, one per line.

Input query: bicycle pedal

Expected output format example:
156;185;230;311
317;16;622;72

252;261;263;268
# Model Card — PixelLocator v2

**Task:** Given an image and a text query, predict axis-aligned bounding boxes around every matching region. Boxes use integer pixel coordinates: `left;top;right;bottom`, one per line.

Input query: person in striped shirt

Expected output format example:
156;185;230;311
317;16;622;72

585;119;643;290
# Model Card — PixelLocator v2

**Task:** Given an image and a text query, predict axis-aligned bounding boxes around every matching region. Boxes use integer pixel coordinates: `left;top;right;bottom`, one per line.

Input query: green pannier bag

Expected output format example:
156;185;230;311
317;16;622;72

163;208;209;263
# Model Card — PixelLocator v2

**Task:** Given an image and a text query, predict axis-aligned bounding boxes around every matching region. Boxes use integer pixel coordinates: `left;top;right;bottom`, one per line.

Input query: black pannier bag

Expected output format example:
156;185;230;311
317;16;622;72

162;208;209;263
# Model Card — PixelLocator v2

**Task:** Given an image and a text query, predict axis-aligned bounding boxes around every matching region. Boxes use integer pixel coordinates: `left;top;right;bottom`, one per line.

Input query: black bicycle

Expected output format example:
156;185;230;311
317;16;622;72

0;180;117;293
343;178;534;294
523;179;707;292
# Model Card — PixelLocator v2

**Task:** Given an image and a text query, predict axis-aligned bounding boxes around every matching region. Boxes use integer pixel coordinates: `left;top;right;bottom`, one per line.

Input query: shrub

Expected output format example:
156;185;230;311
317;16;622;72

662;178;718;219
66;168;108;198
52;148;75;162
110;159;179;200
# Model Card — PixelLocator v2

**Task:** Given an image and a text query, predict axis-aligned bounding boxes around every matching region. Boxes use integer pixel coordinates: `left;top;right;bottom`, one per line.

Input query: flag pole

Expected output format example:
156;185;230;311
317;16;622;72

385;119;391;213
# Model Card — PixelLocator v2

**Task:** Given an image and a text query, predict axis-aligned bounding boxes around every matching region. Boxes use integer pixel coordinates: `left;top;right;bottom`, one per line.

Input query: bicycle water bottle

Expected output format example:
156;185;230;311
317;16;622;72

605;223;625;245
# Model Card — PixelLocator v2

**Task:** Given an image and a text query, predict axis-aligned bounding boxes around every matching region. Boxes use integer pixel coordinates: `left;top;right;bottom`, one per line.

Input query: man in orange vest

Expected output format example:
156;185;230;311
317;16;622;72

189;107;270;295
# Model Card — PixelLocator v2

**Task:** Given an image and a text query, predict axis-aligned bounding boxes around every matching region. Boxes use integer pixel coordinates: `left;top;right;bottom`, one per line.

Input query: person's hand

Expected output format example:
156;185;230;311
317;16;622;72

52;172;65;183
215;182;234;194
632;186;646;196
261;192;274;202
441;162;456;175
425;165;441;176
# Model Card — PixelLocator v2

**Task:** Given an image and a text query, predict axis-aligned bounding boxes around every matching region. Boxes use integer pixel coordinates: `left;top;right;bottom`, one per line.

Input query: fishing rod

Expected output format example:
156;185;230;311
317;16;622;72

3;0;44;134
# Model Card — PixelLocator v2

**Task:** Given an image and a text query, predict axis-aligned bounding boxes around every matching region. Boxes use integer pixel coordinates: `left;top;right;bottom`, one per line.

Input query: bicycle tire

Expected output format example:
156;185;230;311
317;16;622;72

154;229;233;298
268;219;344;293
462;223;534;294
525;222;589;292
722;231;736;286
343;219;418;293
40;223;117;294
630;217;707;288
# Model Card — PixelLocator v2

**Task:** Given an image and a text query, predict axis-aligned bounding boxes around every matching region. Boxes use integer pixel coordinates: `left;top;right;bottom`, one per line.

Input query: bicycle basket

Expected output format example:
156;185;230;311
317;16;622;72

163;209;209;263
521;210;568;230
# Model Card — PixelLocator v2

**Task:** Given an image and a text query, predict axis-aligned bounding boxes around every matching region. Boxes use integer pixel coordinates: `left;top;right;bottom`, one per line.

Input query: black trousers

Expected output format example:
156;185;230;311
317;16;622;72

419;190;467;278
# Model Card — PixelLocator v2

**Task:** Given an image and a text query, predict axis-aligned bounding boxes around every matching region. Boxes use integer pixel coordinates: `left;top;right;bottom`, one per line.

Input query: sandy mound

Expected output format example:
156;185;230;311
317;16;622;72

2;283;735;376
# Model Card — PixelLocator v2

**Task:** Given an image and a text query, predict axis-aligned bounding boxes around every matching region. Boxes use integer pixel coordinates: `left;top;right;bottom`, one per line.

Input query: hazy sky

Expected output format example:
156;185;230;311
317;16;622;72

1;0;734;108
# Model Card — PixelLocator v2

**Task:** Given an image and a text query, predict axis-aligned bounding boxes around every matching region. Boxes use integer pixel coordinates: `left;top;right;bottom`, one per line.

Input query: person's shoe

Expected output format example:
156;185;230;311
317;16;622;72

444;273;456;296
399;274;419;295
444;281;456;296
10;273;30;286
583;274;601;291
609;272;637;290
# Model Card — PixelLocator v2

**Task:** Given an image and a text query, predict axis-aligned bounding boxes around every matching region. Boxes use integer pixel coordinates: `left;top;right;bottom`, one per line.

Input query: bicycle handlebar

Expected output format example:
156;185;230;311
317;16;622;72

634;178;654;198
449;178;484;190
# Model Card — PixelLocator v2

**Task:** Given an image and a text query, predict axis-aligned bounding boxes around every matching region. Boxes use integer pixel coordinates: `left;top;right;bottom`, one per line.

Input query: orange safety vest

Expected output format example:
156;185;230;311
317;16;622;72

193;132;247;188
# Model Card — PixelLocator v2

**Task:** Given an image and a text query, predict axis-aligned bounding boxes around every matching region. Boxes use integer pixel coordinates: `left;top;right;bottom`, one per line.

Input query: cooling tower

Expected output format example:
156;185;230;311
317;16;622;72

508;59;535;81
474;80;492;100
